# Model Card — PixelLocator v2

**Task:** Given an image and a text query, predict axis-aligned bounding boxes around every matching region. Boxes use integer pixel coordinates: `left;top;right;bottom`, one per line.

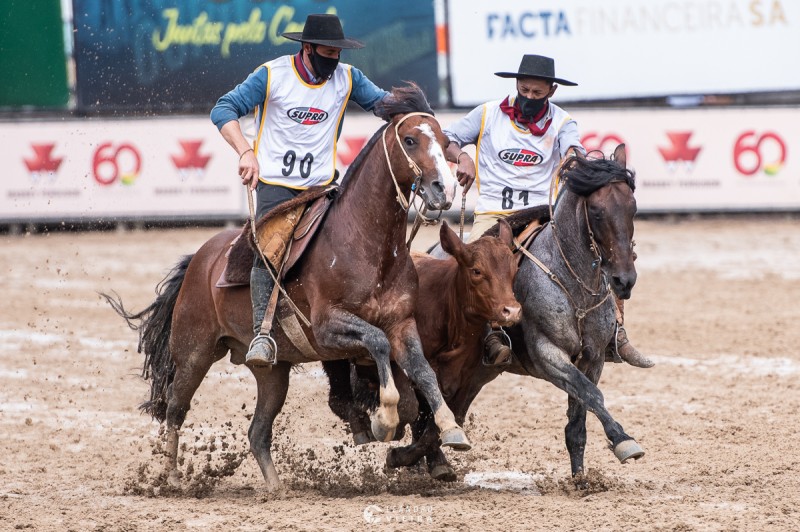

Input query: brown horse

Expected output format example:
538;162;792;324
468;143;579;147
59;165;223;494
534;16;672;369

104;84;472;492
324;218;522;480
328;146;645;482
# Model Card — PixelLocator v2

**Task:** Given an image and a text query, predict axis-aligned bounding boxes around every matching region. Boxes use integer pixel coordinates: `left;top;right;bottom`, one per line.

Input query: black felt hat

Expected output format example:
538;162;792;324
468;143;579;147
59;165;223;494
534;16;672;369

282;14;364;49
494;54;577;86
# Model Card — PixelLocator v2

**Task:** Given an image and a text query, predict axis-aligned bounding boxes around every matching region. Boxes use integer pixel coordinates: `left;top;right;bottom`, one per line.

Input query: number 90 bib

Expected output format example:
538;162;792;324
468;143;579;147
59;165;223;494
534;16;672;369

255;55;353;189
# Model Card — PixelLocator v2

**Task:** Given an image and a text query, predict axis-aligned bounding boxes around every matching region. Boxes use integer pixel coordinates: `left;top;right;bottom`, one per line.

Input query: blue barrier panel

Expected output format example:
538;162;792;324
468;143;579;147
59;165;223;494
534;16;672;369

72;0;437;113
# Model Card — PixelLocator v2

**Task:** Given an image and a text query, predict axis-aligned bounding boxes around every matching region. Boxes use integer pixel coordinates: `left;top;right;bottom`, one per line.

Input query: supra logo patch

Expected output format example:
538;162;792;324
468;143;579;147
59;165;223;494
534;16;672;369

287;107;329;125
498;148;543;166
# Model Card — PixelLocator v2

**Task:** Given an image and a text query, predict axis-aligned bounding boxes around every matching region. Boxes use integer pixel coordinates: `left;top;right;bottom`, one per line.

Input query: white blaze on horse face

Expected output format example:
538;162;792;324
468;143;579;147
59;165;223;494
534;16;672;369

417;123;457;204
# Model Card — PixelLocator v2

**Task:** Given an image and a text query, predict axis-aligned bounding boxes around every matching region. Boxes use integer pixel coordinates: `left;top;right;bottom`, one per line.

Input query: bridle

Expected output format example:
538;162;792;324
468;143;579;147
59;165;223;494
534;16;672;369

516;173;632;346
379;111;449;248
381;111;432;211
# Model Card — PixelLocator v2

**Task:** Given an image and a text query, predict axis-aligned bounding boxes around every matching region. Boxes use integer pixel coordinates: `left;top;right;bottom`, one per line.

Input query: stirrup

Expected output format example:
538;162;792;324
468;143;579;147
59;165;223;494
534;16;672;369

482;327;514;367
246;333;278;366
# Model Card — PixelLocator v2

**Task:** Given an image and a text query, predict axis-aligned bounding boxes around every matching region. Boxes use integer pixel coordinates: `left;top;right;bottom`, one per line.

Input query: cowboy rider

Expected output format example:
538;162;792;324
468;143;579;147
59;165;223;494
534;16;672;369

442;54;653;369
210;13;389;367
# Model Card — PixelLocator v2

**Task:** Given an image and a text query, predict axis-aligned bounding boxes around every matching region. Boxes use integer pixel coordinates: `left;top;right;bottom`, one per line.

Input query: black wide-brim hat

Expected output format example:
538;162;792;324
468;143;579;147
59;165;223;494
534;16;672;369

495;54;577;86
282;14;364;49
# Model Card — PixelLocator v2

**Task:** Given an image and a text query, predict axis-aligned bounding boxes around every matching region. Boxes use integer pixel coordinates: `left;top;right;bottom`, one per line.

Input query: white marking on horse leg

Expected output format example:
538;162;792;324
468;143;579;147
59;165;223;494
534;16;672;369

433;404;459;432
372;380;400;442
330;255;336;268
164;427;181;486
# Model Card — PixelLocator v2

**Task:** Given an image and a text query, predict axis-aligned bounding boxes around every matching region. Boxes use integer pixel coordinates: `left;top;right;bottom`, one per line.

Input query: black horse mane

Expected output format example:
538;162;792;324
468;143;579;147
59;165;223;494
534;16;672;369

374;81;434;119
339;82;434;191
559;151;636;197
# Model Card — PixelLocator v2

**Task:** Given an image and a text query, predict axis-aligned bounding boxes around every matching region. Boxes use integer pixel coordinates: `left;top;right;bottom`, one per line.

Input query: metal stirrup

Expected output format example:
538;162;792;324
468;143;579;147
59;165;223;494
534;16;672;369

248;333;278;365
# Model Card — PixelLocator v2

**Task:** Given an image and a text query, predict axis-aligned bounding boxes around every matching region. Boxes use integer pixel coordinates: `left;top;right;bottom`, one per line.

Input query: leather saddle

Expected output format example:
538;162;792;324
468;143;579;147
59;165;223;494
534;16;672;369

216;185;338;288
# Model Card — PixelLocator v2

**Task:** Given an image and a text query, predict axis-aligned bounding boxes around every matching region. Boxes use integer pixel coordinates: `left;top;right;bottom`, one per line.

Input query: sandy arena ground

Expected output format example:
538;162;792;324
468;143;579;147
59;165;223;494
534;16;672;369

1;217;799;531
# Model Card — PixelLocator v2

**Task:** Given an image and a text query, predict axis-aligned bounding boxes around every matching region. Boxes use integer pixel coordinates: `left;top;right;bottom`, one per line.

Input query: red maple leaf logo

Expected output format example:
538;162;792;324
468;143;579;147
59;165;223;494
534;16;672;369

24;144;63;174
658;132;701;168
171;140;211;170
337;137;367;167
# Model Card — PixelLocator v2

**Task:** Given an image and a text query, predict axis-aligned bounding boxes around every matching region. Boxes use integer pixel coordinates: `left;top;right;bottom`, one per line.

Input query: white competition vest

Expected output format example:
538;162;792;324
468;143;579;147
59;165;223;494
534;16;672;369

255;55;352;188
474;99;573;214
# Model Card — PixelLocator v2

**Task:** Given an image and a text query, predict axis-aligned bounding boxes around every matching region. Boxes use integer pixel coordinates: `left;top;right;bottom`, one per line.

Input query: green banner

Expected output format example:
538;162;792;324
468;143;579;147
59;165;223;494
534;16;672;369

0;0;69;108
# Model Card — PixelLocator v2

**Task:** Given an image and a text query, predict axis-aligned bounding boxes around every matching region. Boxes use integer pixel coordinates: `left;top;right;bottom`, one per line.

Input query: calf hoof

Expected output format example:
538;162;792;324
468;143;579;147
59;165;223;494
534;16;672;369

370;418;395;443
614;439;645;463
385;448;402;469
440;428;471;451
353;431;372;445
429;464;457;482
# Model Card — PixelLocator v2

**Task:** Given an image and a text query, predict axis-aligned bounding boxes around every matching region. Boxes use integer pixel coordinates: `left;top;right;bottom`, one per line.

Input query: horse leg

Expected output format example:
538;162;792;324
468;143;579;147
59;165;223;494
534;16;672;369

565;349;609;478
163;341;224;486
247;361;291;492
314;310;400;443
565;394;588;478
526;336;644;464
389;320;470;450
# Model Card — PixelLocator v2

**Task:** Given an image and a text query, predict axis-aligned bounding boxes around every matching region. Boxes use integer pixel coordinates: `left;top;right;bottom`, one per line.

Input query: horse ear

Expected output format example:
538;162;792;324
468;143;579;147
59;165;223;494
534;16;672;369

497;219;515;250
613;144;627;168
440;220;466;261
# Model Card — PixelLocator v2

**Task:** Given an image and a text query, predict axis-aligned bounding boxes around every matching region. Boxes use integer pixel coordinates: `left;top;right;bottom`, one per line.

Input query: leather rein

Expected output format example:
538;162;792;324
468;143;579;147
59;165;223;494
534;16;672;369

515;176;631;346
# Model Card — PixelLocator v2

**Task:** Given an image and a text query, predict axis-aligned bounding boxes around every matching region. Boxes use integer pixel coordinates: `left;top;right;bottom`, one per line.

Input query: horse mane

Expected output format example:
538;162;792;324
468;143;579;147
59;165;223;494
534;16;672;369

373;81;434;119
338;82;434;192
558;151;636;197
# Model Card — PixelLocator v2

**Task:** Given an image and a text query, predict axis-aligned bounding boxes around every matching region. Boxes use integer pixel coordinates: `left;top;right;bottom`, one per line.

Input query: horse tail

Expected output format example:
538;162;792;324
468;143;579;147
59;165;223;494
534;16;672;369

100;254;193;422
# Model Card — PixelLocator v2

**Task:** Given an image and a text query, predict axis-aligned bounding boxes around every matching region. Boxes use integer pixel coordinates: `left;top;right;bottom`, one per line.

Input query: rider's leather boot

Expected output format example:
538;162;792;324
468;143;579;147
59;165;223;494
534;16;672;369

483;327;513;366
605;297;654;368
246;266;277;367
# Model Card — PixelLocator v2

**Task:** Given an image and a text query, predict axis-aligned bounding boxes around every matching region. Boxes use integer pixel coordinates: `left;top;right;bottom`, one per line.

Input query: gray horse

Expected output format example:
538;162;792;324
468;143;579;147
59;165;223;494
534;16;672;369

508;144;644;477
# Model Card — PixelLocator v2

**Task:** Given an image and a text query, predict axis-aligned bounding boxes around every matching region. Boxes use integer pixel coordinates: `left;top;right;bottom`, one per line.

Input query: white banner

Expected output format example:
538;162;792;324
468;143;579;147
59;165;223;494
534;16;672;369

447;0;800;106
1;117;244;222
427;107;800;212
0;113;389;223
2;107;799;222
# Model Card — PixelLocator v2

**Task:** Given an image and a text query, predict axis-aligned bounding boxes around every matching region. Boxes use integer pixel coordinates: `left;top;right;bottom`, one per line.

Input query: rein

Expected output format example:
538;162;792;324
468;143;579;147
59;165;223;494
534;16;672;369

246;189;311;327
517;174;631;347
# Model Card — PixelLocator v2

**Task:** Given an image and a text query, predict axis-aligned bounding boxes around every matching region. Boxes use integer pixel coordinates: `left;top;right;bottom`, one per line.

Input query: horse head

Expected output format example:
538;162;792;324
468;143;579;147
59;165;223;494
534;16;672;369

440;219;521;326
560;144;637;299
376;83;457;211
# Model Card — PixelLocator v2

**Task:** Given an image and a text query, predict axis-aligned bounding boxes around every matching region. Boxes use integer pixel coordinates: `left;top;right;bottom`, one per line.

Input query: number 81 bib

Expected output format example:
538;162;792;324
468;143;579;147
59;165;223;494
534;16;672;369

474;99;573;214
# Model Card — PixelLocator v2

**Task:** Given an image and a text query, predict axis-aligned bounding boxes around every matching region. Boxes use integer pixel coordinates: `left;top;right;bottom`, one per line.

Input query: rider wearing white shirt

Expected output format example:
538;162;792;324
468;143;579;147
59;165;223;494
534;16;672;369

443;54;653;369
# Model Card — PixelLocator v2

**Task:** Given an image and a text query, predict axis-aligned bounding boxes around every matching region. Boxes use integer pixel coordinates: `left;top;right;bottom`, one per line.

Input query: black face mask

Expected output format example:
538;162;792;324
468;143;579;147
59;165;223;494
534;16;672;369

309;46;339;80
516;93;548;118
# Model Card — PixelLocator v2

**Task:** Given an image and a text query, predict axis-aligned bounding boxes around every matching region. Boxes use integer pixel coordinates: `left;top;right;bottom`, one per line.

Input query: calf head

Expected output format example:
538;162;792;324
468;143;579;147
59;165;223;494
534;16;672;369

440;219;521;326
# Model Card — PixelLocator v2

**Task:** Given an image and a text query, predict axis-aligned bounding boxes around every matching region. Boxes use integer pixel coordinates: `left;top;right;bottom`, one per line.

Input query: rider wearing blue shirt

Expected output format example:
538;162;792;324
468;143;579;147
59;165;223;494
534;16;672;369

210;14;389;367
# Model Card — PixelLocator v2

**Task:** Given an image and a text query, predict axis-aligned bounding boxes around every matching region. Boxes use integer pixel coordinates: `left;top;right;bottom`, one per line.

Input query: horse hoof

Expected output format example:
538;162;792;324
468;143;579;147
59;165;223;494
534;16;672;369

614;439;645;463
166;469;181;488
440;428;471;451
353;432;372;445
430;464;457;482
370;418;395;443
265;480;285;494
